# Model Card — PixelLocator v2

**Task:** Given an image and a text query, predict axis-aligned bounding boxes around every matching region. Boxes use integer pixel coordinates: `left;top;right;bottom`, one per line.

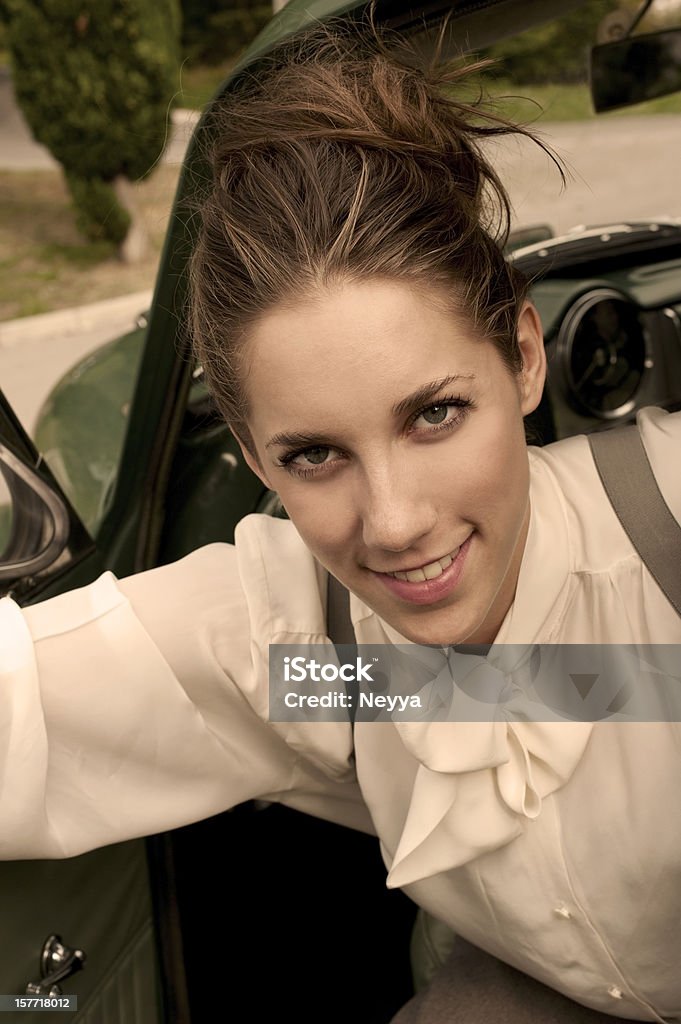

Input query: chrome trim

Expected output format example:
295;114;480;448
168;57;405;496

511;220;681;262
661;306;681;353
0;443;70;579
556;288;648;420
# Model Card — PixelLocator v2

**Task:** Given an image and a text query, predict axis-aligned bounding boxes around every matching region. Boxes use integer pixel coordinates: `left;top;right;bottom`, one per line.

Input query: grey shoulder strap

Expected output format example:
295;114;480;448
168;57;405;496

326;571;356;649
326;572;358;729
588;424;681;616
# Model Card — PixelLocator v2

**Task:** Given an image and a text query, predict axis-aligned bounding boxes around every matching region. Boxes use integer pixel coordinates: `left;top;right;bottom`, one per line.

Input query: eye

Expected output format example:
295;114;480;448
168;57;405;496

410;397;474;433
295;446;330;465
278;445;343;478
418;404;450;425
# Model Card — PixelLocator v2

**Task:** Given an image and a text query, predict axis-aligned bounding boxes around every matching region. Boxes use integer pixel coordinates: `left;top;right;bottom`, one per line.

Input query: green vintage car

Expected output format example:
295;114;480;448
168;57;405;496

1;1;681;1021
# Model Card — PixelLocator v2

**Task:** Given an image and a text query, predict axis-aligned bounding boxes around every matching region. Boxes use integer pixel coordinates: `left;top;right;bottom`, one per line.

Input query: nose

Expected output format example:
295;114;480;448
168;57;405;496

358;461;437;554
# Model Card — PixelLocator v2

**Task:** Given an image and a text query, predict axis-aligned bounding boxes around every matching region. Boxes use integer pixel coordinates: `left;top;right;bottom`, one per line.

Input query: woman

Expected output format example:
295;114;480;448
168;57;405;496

2;9;680;1022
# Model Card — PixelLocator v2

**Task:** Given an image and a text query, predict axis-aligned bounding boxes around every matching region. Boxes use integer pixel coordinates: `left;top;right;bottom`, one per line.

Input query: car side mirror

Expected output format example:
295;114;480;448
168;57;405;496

590;28;681;112
0;442;71;585
0;389;95;600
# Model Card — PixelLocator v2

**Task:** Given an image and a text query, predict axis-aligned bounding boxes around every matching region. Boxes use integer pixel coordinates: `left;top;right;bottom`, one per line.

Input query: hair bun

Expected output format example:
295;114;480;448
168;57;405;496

209;11;560;238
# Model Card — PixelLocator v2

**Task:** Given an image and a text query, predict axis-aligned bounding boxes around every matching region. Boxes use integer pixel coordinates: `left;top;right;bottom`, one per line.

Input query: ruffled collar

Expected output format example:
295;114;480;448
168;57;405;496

354;646;593;887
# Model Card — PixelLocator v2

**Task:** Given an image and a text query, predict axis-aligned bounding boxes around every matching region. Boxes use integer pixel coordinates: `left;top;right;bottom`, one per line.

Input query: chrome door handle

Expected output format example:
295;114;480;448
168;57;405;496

26;934;86;996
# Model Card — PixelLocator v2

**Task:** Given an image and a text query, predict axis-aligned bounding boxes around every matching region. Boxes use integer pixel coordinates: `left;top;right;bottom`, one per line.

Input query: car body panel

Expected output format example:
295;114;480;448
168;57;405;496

0;843;159;1024
34;327;145;538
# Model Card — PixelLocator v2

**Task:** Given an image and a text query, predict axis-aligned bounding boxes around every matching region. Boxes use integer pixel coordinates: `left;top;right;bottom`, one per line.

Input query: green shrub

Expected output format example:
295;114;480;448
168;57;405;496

6;0;181;246
65;173;130;245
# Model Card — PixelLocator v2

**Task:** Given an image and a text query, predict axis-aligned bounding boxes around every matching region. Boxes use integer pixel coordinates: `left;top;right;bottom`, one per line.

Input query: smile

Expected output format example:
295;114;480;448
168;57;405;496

373;536;473;607
384;550;458;583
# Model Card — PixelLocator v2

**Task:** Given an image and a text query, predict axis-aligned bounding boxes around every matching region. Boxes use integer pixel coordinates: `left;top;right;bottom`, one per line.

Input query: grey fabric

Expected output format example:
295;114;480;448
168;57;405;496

410;910;460;992
327;572;356;647
391;936;643;1024
588;425;681;616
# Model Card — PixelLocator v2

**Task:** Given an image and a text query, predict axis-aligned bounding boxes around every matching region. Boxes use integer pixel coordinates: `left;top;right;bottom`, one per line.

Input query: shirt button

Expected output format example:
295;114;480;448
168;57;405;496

607;986;623;1000
553;903;572;919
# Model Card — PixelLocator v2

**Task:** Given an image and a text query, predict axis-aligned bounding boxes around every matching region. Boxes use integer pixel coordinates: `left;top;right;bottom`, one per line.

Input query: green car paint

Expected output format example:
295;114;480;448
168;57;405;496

34;325;146;538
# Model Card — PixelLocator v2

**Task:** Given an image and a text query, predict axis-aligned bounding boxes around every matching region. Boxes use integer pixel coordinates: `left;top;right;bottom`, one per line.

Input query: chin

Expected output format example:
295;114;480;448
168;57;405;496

383;605;489;648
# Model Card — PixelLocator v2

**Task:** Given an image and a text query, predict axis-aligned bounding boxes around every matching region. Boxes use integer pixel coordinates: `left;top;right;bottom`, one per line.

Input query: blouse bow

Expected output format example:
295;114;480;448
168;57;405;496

376;644;594;887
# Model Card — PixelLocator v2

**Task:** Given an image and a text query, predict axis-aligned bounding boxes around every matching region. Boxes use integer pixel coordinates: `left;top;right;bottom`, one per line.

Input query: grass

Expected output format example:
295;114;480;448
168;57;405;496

176;58;237;111
176;60;681;121
484;77;681;123
0;164;180;321
485;79;595;123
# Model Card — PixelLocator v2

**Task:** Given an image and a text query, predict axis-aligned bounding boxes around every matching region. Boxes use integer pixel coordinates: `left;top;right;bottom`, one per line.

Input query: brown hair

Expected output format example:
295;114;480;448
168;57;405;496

189;7;559;448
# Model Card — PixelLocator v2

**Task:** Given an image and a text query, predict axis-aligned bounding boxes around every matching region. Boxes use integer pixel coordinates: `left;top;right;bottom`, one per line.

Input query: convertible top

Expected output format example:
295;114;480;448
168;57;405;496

235;0;591;75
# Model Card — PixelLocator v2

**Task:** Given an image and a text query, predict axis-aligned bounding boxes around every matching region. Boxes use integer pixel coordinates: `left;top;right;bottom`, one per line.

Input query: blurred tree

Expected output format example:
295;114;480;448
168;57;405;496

6;0;181;263
485;1;626;83
0;0;8;51
181;0;270;65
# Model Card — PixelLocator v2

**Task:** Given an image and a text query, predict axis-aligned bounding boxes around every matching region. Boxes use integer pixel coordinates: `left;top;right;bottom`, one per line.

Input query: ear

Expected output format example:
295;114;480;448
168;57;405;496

516;301;547;416
231;427;273;489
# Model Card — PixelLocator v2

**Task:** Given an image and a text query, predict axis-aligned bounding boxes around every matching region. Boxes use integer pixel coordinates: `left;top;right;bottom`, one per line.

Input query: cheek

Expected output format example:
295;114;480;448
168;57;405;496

440;408;527;517
277;485;354;559
474;436;529;540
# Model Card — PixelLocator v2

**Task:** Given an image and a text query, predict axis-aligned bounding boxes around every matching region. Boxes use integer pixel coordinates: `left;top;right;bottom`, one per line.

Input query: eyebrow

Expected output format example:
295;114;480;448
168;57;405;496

264;373;477;451
391;374;477;418
265;429;338;451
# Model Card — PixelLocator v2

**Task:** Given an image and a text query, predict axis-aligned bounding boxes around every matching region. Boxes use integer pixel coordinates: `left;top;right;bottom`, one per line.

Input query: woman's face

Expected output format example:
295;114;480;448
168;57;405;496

238;279;546;646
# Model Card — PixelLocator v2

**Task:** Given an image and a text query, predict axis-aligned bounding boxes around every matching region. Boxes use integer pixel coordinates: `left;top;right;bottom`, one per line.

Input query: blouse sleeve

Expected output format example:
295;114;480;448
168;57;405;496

0;534;371;861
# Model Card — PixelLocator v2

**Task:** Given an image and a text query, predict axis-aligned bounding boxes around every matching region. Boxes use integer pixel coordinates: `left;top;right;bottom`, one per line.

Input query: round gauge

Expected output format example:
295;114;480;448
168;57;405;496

558;289;647;419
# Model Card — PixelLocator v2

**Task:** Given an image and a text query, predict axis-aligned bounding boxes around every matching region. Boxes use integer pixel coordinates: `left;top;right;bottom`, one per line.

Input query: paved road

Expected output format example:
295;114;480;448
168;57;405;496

494;114;681;235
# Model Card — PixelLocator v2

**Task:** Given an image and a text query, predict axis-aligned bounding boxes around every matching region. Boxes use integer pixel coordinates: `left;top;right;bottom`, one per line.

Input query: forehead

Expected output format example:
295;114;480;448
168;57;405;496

243;279;492;409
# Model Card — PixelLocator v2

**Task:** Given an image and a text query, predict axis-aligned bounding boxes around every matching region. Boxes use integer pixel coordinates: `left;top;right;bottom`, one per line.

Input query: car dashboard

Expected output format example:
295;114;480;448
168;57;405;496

514;220;681;442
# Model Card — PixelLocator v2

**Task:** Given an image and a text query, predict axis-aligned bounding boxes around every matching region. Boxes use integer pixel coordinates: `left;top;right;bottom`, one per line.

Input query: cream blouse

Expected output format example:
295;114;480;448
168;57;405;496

1;406;680;1022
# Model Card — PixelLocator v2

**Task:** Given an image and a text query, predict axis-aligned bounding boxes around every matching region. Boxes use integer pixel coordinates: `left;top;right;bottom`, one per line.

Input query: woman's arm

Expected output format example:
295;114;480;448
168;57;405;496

0;539;366;859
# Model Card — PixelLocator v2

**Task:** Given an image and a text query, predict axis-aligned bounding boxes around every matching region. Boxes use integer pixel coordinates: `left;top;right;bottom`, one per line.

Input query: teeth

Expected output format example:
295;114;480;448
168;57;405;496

406;568;426;582
388;548;459;582
423;561;444;580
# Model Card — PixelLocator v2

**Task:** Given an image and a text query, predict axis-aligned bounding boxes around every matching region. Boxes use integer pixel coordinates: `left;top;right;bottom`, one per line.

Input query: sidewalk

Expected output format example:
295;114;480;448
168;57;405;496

0;290;152;348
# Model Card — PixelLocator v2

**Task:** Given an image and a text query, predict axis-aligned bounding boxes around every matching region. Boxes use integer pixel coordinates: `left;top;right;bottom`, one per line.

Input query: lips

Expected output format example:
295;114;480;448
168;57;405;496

372;535;473;607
